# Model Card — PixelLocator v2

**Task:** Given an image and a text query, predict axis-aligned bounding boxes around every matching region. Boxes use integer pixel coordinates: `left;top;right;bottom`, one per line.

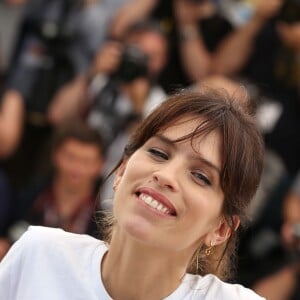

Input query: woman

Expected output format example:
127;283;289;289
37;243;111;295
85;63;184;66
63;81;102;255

0;88;265;299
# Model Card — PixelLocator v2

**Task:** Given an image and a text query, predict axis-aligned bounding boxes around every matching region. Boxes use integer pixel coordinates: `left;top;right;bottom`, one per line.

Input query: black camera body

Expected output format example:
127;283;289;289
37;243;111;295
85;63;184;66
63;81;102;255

116;45;148;83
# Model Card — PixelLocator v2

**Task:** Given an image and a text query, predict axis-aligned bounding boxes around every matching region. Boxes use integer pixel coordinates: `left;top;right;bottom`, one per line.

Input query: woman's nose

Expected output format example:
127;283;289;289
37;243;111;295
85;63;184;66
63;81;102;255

152;164;180;191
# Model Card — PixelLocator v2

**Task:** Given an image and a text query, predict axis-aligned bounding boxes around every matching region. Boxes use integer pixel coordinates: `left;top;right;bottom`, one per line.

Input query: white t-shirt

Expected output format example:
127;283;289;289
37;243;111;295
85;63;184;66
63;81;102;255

0;226;265;300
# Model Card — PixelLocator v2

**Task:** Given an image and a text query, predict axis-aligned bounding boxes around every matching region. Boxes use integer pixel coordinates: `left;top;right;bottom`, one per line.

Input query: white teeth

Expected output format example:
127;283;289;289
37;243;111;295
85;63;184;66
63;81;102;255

139;193;171;215
161;207;168;213
150;200;158;209
144;195;152;204
157;203;163;210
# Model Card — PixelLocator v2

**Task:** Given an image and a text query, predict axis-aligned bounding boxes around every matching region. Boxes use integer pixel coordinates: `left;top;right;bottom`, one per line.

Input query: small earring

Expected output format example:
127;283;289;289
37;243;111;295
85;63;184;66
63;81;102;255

205;241;214;256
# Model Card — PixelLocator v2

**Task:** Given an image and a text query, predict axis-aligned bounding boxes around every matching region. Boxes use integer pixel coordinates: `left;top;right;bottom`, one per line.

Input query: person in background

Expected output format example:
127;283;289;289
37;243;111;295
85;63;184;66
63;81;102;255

0;87;264;299
213;0;300;180
108;0;235;92
194;74;300;300
52;18;168;148
80;20;168;204
49;19;168;142
0;0;132;188
89;19;167;139
0;119;104;261
23;120;104;235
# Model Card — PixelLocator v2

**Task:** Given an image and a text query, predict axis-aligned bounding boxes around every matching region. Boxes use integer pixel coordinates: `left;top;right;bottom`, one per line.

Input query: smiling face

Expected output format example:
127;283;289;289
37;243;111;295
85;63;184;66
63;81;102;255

113;117;230;256
53;138;103;190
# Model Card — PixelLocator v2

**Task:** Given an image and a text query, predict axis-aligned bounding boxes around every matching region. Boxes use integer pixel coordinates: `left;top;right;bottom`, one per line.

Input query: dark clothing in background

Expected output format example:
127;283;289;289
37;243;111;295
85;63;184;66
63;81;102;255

1;0;130;190
10;178;100;239
5;0;128;114
150;1;233;93
241;18;300;178
27;185;98;237
0;170;12;236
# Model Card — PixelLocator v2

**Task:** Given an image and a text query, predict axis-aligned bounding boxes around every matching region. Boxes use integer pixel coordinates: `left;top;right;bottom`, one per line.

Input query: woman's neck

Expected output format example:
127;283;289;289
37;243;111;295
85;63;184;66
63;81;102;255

101;228;192;300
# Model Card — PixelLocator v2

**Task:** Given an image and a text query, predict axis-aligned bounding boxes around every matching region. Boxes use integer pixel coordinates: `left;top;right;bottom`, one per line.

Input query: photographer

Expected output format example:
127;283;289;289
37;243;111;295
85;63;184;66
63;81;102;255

0;119;105;261
107;0;235;91
85;20;168;146
244;168;300;300
0;0;131;158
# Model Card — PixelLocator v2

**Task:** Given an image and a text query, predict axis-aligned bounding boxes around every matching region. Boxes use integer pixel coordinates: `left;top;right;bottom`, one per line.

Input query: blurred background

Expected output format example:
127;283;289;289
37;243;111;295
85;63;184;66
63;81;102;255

0;1;300;299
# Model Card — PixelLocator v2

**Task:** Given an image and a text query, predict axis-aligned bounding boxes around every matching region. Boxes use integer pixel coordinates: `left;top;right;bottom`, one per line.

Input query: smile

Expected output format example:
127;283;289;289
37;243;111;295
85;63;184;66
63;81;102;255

137;191;177;217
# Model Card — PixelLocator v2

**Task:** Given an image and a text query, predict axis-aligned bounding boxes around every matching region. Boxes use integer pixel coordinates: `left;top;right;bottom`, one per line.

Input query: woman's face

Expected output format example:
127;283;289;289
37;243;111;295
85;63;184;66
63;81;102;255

113;117;229;255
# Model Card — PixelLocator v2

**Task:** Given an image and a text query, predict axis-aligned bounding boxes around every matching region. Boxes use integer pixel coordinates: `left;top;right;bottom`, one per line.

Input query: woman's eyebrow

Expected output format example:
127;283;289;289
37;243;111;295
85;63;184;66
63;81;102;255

154;134;176;148
154;134;220;175
189;155;221;175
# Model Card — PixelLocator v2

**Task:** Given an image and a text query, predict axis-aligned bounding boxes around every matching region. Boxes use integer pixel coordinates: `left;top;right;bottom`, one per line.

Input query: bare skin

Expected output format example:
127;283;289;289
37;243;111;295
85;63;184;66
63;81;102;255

174;0;216;81
0;90;24;158
101;118;234;299
213;0;284;75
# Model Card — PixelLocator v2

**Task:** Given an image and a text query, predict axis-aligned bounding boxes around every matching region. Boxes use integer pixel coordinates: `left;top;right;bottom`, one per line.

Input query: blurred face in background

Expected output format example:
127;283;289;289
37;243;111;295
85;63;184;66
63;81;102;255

126;30;168;80
53;138;103;190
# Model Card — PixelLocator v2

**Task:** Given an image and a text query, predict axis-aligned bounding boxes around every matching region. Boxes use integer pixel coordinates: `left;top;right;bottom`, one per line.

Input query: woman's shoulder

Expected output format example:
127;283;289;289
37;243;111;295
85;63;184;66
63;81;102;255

184;273;265;300
14;226;107;259
0;228;108;298
26;225;103;241
1;226;107;281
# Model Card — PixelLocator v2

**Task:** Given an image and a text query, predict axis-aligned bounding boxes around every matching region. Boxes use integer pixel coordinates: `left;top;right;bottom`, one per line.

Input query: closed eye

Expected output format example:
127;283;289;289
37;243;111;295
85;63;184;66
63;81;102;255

148;148;169;160
191;171;211;186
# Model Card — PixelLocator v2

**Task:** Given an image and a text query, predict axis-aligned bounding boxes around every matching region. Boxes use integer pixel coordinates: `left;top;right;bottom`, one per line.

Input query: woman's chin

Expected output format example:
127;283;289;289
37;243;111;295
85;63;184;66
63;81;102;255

121;215;155;244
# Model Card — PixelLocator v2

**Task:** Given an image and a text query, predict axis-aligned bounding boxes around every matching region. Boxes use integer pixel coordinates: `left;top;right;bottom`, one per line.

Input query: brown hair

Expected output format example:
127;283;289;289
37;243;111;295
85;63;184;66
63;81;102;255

51;119;104;157
101;87;264;281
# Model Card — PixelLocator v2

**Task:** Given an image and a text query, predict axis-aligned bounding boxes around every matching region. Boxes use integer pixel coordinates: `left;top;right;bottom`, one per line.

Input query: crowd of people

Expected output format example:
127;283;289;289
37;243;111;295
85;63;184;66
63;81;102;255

0;0;300;299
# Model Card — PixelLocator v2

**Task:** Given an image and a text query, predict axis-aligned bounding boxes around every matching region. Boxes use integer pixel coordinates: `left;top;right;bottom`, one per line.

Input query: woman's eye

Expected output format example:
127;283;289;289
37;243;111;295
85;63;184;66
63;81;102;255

148;148;169;160
192;171;211;186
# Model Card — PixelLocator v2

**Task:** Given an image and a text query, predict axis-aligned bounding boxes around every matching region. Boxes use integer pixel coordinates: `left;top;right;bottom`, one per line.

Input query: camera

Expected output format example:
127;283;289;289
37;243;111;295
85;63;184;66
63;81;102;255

116;45;149;83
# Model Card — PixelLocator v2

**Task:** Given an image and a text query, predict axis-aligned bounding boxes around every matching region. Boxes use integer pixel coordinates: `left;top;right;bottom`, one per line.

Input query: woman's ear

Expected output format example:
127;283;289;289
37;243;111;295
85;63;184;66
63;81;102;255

205;215;240;247
113;159;128;191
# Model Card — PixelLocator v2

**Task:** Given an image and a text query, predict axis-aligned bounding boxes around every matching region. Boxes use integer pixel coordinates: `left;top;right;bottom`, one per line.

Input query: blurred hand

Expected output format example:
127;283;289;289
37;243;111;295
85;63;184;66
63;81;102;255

4;0;27;6
282;191;300;249
47;76;87;124
254;0;284;21
281;222;300;250
277;22;300;51
0;90;24;158
91;41;123;77
174;0;216;26
108;0;158;39
0;238;10;261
